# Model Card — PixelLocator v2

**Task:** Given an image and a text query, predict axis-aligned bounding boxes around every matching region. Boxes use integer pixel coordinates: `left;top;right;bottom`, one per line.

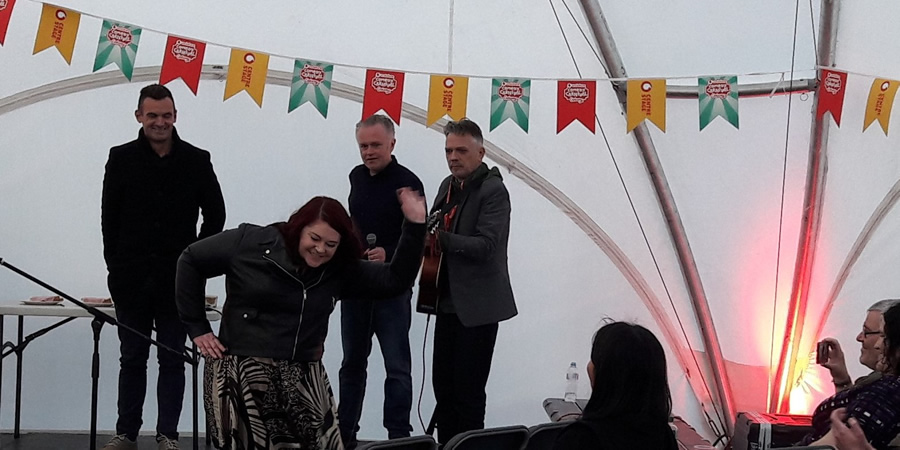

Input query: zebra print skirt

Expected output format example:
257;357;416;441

204;356;344;449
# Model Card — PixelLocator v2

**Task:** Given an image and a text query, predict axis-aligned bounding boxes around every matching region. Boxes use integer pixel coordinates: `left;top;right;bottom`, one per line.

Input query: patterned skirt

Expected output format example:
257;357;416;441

204;356;344;450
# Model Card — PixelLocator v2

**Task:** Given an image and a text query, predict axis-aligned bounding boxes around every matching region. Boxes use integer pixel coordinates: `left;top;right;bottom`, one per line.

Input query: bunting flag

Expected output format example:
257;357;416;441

626;79;666;132
490;78;530;132
362;69;405;124
288;60;333;117
426;75;469;126
698;76;738;130
93;21;142;81
816;70;848;127
557;80;596;133
0;0;16;46
224;48;270;107
863;79;900;135
159;35;206;95
32;5;80;64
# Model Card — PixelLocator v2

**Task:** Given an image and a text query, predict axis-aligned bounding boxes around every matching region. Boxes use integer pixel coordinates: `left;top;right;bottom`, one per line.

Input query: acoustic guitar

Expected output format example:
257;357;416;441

416;211;442;314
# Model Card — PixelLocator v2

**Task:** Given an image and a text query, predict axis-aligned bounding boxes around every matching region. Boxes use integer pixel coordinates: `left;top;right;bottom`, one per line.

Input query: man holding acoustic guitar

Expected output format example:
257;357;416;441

423;118;518;444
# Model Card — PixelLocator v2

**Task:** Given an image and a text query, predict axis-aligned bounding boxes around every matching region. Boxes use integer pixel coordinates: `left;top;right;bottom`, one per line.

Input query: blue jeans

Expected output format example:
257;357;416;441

108;268;186;441
338;289;413;447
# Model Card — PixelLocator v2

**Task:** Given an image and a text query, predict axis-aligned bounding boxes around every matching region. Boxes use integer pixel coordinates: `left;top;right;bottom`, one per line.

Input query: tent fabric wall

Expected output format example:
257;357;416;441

4;0;900;443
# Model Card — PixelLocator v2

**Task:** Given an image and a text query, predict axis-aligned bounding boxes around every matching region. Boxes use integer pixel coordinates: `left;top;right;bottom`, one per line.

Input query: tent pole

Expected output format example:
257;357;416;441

771;0;840;414
578;0;736;435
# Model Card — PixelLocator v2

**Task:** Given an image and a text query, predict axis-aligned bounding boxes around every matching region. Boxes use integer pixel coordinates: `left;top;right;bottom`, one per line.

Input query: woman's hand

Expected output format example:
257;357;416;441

193;332;227;359
397;187;426;224
831;407;875;450
819;338;851;389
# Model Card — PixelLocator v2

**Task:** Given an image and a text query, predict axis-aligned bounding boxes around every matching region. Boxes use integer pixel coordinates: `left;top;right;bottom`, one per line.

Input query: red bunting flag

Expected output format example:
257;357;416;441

0;0;16;46
816;69;847;127
159;35;206;95
362;69;405;124
557;80;596;133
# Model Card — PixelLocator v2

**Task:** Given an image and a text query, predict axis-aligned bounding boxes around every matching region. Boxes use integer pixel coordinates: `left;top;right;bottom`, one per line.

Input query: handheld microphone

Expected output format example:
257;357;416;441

366;233;377;250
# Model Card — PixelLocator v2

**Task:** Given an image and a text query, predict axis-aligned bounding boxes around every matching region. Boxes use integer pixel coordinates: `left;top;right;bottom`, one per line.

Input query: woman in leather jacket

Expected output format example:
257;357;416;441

176;189;425;449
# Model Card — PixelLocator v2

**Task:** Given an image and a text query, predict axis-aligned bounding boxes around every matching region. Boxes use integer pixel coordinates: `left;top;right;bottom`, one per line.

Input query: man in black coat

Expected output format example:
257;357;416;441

101;84;226;450
429;118;517;444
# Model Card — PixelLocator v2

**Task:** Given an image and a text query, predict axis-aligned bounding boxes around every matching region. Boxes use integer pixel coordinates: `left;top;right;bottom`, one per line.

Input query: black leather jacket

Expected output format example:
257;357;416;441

176;220;424;361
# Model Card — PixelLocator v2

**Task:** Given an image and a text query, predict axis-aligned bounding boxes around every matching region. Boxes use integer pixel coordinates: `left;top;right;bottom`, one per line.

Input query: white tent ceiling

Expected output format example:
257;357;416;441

3;0;900;444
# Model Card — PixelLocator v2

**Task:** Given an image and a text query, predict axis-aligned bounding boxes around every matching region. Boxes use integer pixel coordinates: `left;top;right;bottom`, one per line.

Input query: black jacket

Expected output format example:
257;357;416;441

176;221;425;361
101;128;226;276
348;156;424;259
432;163;517;327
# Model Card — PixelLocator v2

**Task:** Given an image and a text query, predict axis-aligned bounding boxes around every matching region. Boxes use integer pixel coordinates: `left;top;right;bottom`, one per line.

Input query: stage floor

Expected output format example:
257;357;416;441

0;432;216;449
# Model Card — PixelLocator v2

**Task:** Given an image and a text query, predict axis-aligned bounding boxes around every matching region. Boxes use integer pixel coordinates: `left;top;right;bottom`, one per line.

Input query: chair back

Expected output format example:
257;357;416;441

523;421;569;450
443;425;529;450
772;446;834;450
356;435;438;450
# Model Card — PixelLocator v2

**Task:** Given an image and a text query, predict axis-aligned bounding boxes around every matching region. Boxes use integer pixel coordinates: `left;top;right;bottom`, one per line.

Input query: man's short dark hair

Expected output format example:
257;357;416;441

137;84;175;111
443;118;483;145
355;114;395;135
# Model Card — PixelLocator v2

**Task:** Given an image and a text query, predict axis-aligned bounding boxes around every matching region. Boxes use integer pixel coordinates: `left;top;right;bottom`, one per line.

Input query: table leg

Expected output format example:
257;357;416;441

192;343;198;450
0;315;4;434
14;315;22;438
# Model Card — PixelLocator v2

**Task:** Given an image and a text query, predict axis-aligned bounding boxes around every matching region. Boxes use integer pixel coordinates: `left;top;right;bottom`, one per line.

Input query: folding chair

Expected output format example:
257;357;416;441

356;435;438;450
443;425;530;450
523;421;570;450
772;446;834;449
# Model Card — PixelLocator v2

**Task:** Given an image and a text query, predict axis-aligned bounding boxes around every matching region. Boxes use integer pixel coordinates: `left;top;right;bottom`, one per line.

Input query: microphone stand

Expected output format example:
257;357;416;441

0;258;199;450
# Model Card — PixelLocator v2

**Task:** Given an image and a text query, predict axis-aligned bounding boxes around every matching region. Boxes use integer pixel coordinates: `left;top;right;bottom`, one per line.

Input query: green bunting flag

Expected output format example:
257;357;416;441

93;21;141;80
490;78;530;132
289;60;333;117
698;76;739;130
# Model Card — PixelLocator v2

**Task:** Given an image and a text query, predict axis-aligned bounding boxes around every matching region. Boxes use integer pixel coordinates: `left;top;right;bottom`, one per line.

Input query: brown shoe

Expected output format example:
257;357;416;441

101;434;137;450
156;435;180;450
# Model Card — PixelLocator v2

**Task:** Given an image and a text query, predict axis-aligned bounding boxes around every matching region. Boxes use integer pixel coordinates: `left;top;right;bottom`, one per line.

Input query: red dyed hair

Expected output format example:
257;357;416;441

276;196;362;268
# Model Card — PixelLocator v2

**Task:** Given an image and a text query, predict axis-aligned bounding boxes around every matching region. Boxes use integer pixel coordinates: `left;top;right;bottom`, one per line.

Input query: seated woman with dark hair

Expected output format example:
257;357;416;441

798;303;900;449
552;321;678;450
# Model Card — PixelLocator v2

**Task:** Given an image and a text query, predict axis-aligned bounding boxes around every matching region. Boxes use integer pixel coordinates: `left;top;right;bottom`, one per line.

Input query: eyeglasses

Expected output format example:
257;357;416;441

862;329;883;338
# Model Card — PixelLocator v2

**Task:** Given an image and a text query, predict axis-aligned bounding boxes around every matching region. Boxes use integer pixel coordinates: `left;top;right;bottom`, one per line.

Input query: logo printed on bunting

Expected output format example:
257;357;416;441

863;78;900;135
362;69;405;124
816;69;847;127
0;0;16;46
490;78;530;132
289;60;333;117
698;76;738;130
159;35;206;95
93;21;141;81
224;48;270;107
557;80;596;133
32;5;81;64
626;79;666;132
427;75;469;126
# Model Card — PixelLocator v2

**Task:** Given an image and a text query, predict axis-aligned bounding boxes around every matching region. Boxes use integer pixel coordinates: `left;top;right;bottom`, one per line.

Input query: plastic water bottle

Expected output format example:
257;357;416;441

564;362;579;402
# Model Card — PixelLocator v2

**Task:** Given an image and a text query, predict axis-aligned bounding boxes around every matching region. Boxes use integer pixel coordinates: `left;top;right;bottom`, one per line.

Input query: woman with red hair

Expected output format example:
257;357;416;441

176;189;425;449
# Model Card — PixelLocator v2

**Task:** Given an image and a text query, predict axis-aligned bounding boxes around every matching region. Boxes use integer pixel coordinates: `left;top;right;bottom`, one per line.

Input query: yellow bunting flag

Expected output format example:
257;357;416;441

863;79;900;135
426;75;469;126
224;48;270;107
626;79;666;132
32;5;80;64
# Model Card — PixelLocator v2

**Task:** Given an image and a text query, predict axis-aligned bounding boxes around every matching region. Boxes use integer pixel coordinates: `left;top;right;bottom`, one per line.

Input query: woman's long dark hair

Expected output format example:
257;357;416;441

582;322;672;421
882;304;900;375
275;196;362;269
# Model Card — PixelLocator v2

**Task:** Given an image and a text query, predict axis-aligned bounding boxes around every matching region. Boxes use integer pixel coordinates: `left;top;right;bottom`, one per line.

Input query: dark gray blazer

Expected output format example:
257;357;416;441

433;168;517;327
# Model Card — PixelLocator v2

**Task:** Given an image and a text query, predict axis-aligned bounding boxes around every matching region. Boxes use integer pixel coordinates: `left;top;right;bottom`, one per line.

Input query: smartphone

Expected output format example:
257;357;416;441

816;341;830;364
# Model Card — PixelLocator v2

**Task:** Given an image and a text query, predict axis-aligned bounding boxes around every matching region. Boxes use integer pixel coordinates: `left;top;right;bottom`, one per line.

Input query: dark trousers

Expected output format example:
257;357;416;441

338;289;414;448
110;270;186;441
432;313;498;444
